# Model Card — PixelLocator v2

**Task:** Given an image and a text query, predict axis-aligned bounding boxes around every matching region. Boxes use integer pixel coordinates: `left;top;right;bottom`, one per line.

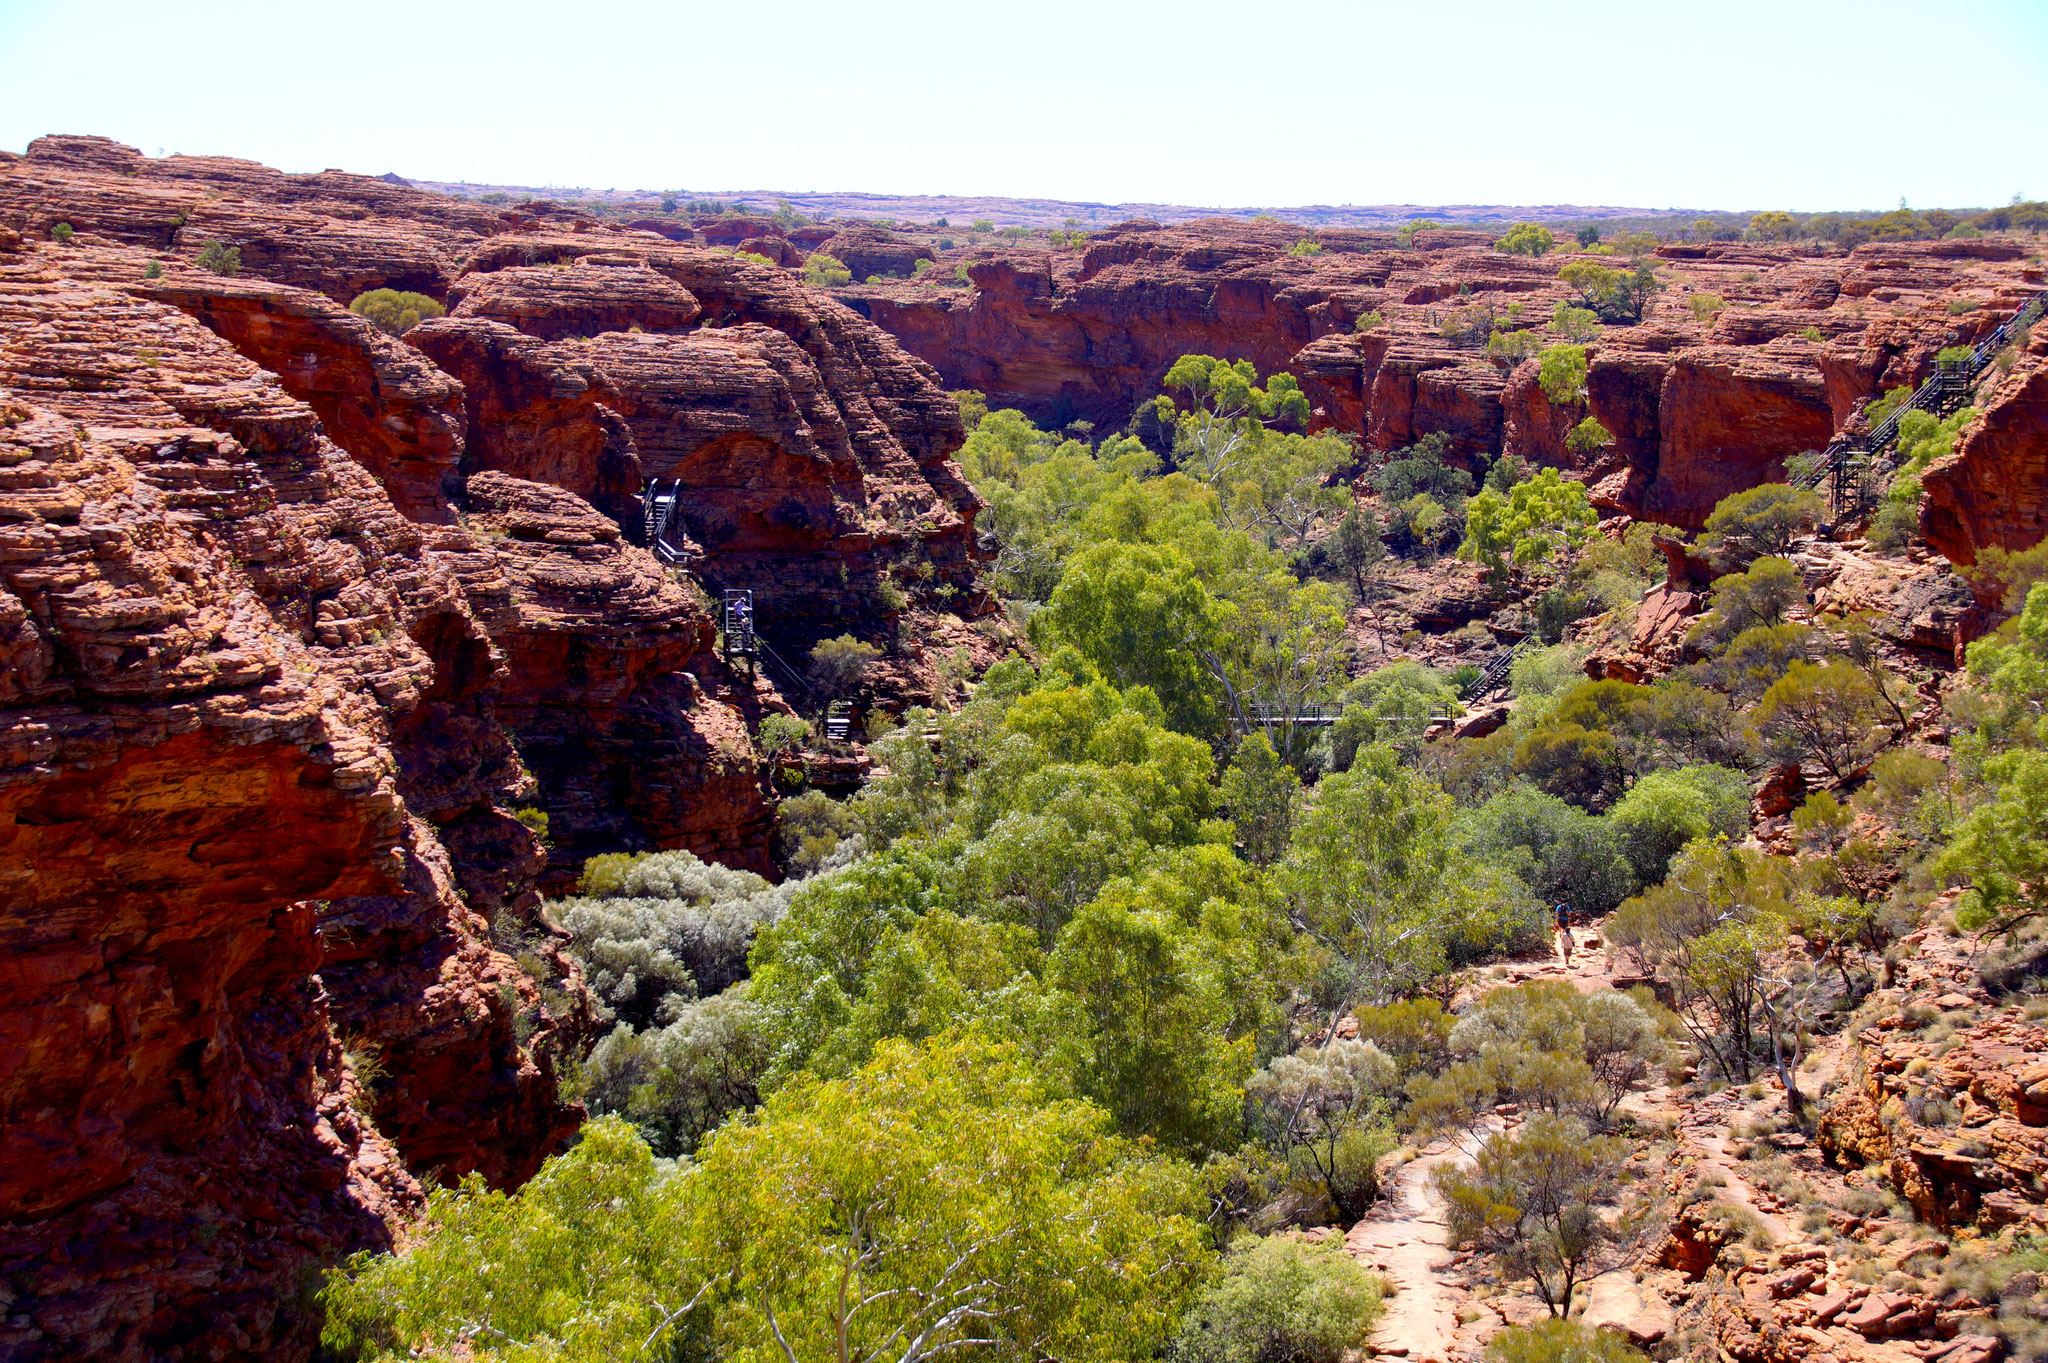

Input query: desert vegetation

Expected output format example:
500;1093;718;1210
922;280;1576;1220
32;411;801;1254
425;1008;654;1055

317;305;2048;1360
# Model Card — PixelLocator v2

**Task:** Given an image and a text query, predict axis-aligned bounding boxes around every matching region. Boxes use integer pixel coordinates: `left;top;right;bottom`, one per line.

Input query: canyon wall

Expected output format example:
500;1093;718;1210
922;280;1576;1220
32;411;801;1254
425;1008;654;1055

836;222;2042;536
0;135;999;1361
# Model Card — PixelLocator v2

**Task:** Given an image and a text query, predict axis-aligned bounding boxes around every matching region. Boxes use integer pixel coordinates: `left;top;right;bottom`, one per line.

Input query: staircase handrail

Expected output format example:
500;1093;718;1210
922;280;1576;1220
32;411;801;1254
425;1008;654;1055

1794;288;2047;494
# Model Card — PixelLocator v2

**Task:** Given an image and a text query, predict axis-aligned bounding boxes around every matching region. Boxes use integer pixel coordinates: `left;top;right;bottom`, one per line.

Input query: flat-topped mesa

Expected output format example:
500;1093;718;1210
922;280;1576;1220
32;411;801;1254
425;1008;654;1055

837;223;2042;536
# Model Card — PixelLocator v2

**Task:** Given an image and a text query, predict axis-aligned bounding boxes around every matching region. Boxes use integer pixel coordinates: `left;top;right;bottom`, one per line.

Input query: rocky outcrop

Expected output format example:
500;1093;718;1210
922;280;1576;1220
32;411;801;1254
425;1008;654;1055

0;137;1006;1359
458;472;777;883
839;225;2039;532
1921;328;2048;565
820;226;935;280
0;290;568;1357
1818;1007;2048;1234
134;273;470;523
415;239;995;660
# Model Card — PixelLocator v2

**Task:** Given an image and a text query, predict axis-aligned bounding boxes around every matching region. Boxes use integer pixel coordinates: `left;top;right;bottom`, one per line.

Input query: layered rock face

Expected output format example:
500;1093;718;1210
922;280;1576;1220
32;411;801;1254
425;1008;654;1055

0;137;998;1360
840;223;2041;535
1819;1009;2048;1235
1921;325;2048;565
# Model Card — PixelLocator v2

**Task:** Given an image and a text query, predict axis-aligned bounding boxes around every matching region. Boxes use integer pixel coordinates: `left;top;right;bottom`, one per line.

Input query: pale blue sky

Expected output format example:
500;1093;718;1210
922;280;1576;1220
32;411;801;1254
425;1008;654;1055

2;0;2042;211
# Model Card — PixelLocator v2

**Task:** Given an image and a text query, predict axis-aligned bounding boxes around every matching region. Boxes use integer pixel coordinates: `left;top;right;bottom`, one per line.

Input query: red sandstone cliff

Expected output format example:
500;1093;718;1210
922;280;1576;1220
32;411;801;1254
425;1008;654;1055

838;223;2041;539
0;135;1002;1361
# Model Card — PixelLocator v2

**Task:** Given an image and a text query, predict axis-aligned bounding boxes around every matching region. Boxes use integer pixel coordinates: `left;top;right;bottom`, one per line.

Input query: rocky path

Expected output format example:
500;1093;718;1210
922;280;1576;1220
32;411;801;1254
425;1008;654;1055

1345;1133;1480;1363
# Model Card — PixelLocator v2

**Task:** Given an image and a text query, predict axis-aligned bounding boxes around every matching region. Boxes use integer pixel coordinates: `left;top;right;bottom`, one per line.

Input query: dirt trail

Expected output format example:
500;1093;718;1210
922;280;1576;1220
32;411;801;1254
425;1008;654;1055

1345;1134;1478;1363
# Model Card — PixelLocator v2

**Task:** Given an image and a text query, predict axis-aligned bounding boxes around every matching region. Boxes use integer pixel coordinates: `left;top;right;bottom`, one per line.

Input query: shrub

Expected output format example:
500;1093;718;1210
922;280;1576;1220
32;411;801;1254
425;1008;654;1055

1756;661;1893;779
49;222;74;242
1488;328;1544;369
1436;1114;1631;1315
1701;484;1826;563
775;788;862;876
142;260;163;279
1689;293;1726;325
348;288;445;337
809;632;882;693
1498;222;1557;257
1289;238;1325;257
560;850;798;1021
801;252;852;286
1566;417;1615;455
1946;298;1981;315
1538;345;1589;404
1486;1317;1650;1363
195;240;241;276
1609;765;1750;884
1354;310;1385;333
1550;304;1601;343
571;989;771;1155
1559;259;1661;324
1461;784;1638;915
1692;556;1804;646
509;805;551;842
1352;996;1457;1076
1169;1236;1383;1363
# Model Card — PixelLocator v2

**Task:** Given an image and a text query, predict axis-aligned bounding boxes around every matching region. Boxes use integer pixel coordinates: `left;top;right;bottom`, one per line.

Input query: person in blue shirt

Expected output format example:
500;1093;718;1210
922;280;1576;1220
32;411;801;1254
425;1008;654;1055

1554;903;1573;962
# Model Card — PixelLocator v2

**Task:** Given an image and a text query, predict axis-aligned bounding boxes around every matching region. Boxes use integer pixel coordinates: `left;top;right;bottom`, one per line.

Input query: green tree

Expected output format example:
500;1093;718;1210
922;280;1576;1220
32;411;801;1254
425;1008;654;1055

802;252;853;285
1245;1039;1399;1219
1558;259;1661;323
1537;345;1588;404
1755;660;1891;779
1498;222;1557;257
1220;731;1300;866
1487;327;1544;370
1328;504;1385;599
1170;1237;1384;1363
1048;888;1255;1153
1941;748;2048;942
1607;765;1750;884
1434;1114;1631;1316
694;1037;1213;1362
1749;211;1799;241
1605;842;1796;1081
320;1117;716;1361
1690;556;1804;647
1153;355;1313;487
1574;226;1602;249
1460;785;1638;916
350;288;446;337
1281;747;1530;1015
1031;542;1230;738
1459;470;1596;580
1565;417;1615;456
1700;483;1825;563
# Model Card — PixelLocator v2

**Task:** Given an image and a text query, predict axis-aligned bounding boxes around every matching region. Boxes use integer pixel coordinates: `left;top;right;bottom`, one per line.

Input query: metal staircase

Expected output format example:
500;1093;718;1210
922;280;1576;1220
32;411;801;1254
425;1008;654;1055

642;478;688;564
1461;637;1529;701
1794;289;2047;518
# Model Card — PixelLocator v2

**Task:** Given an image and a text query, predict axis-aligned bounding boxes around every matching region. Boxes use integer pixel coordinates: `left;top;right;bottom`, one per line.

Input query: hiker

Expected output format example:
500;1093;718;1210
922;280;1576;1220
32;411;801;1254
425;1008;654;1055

1554;903;1573;962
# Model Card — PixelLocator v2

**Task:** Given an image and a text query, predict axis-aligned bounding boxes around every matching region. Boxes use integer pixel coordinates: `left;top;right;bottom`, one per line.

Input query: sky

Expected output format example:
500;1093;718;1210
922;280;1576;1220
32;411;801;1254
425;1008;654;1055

2;0;2044;213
